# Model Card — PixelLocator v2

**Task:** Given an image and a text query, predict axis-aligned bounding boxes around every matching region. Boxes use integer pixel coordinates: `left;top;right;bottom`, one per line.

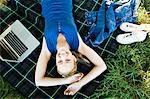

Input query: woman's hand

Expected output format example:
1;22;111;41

67;73;84;84
64;82;83;95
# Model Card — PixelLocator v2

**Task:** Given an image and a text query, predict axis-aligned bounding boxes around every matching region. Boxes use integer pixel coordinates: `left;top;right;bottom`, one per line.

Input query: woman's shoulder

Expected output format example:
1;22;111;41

77;33;86;52
41;37;52;57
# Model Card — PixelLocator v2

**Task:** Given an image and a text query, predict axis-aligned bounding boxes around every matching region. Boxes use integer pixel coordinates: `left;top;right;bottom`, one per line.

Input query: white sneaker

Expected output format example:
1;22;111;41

116;31;147;44
120;22;150;33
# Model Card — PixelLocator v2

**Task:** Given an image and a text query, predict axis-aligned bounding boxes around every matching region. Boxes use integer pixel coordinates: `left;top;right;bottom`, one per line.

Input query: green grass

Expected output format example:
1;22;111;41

91;4;150;98
0;1;150;99
92;38;150;98
0;75;24;98
0;0;7;9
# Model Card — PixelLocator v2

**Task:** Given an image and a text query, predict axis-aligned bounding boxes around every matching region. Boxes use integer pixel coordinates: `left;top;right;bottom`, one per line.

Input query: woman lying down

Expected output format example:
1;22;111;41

35;0;107;96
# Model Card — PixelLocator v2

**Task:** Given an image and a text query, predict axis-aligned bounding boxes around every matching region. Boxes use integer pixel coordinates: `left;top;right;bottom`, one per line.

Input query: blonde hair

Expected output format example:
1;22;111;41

58;60;77;77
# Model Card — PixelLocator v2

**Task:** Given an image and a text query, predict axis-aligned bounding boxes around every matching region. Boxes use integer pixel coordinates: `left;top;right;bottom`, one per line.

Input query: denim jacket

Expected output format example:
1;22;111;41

84;0;140;47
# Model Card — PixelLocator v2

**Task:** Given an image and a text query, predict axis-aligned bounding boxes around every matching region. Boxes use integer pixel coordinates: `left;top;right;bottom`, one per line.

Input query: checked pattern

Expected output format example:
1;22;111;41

0;0;118;98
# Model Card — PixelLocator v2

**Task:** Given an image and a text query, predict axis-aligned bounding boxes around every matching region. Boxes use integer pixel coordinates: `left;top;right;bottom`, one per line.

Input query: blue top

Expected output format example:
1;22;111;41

41;0;79;53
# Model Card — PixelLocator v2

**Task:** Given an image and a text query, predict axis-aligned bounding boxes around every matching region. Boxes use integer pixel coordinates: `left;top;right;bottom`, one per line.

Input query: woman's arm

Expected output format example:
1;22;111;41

35;38;83;86
77;35;107;86
64;34;107;95
78;35;107;85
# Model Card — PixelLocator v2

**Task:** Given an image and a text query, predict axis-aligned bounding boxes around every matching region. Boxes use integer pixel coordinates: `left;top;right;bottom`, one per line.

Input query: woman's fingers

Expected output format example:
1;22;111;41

69;73;84;83
77;73;84;80
69;91;74;95
64;89;70;95
64;87;72;95
64;87;75;95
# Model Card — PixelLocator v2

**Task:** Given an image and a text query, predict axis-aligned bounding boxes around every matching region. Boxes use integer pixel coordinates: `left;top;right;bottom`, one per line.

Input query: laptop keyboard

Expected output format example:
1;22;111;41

0;39;19;60
0;31;28;60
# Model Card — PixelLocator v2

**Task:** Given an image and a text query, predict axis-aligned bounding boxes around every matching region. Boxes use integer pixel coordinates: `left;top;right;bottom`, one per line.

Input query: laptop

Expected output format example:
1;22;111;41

0;20;40;62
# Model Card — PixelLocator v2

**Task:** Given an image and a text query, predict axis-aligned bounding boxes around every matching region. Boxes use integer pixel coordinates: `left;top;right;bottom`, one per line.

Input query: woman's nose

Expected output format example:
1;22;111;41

59;51;68;56
59;53;67;59
61;51;66;54
60;52;66;57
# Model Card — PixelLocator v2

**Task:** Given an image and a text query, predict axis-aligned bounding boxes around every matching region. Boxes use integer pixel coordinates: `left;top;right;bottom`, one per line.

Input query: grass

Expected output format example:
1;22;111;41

92;3;150;98
0;0;7;8
137;6;150;24
0;76;24;98
92;39;150;98
91;3;150;98
0;1;150;99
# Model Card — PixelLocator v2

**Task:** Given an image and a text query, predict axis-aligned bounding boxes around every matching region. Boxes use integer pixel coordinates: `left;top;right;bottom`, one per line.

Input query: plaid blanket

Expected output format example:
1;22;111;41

0;0;118;98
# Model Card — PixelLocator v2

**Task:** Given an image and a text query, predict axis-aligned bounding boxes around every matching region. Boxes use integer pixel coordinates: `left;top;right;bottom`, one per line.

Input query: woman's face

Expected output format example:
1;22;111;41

56;48;77;77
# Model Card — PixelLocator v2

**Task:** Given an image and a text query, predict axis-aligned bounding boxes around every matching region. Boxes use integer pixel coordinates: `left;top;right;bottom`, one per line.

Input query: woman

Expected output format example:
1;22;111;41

35;0;107;95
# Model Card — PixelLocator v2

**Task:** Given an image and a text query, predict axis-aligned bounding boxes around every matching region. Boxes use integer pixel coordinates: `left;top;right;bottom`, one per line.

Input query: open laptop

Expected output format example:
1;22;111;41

0;20;40;62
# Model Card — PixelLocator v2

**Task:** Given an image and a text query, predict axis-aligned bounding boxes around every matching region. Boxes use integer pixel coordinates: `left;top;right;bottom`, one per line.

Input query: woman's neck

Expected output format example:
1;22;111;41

56;33;70;50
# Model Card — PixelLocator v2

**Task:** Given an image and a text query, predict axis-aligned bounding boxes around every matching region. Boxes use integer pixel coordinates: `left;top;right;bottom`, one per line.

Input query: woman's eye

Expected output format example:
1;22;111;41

66;59;71;62
66;52;69;54
58;53;61;57
58;60;63;63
